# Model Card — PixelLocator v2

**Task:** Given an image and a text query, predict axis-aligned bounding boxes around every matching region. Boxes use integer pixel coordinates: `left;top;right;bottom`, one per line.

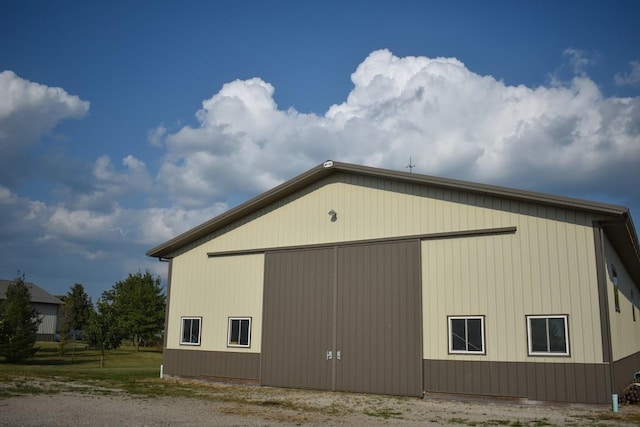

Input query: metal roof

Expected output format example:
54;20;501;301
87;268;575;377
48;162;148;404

0;279;63;305
146;160;639;283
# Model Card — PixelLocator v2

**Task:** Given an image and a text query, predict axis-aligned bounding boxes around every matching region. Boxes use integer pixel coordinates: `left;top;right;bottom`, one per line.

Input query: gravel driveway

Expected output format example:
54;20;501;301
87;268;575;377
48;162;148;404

1;378;639;426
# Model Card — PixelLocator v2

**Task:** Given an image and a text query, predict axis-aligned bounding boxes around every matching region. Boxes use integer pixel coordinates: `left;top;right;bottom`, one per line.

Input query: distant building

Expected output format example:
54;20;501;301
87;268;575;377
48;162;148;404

0;279;63;341
147;161;640;404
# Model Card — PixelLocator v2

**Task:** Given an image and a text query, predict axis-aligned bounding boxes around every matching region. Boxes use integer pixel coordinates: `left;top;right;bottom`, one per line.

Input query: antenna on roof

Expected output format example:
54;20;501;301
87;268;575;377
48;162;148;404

406;156;415;174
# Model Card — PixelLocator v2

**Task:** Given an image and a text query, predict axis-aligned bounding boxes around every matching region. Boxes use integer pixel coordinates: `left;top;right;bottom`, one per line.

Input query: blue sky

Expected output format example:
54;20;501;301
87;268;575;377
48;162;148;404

1;1;639;301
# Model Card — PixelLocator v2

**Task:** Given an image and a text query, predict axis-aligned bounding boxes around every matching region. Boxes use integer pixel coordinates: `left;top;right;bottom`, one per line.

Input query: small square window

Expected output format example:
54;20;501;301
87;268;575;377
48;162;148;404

228;317;251;348
527;315;569;356
448;316;485;354
180;317;201;345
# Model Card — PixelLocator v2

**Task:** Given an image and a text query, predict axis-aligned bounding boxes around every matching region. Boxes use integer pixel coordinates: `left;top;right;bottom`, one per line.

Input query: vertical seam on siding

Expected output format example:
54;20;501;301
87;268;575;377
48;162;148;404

332;245;338;391
416;239;425;396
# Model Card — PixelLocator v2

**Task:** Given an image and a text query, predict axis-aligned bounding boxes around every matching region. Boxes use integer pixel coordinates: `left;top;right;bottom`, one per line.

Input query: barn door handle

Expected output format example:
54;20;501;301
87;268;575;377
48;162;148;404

326;350;332;360
336;350;341;361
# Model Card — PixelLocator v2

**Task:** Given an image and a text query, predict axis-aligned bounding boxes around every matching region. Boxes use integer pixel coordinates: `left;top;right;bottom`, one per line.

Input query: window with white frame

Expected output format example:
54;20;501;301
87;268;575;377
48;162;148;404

228;317;251;348
448;316;485;354
527;315;569;356
180;317;201;345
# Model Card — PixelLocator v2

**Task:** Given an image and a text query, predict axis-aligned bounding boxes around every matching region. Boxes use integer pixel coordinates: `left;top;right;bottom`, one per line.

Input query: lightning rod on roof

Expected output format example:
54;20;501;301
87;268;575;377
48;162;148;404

406;157;415;173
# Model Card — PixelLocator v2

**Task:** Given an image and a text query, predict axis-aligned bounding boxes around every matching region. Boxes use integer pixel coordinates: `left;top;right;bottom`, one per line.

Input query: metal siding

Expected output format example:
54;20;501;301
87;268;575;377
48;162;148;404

422;218;603;364
594;226;613;367
262;242;422;396
160;171;621;402
336;241;422;397
166;253;264;352
612;350;640;394
602;235;640;362
148;161;631;260
261;248;335;390
423;360;610;403
163;348;260;380
196;175;529;255
168;174;605;360
32;303;58;336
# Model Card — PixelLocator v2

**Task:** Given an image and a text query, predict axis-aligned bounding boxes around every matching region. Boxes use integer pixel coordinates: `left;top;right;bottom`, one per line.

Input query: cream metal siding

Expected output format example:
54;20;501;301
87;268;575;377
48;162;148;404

422;215;603;364
168;173;607;365
166;253;264;353
603;235;640;362
33;303;59;336
194;175;609;259
197;175;572;255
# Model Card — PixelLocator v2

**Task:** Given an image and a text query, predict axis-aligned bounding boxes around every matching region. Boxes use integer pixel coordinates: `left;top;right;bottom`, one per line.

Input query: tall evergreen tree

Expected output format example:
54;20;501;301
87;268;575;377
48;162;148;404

85;293;124;368
111;271;165;351
0;275;42;363
59;283;94;359
60;283;93;334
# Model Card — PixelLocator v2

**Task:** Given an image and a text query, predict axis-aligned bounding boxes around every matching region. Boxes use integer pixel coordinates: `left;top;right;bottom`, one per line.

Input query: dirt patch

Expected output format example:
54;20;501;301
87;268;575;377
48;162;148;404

1;378;640;426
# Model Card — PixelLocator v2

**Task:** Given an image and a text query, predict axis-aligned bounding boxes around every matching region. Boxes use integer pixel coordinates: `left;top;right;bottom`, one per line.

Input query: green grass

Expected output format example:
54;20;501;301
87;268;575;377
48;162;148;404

0;343;337;408
0;342;164;397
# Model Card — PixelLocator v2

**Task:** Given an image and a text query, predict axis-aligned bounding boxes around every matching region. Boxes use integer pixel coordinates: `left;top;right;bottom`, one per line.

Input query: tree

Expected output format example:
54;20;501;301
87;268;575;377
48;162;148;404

0;274;42;363
58;283;93;360
110;271;165;351
85;293;124;368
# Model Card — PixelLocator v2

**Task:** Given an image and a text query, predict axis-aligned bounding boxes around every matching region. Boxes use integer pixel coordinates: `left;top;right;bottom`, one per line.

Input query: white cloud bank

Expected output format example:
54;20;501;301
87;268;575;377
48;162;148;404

2;50;640;299
3;51;640;253
154;49;640;208
0;70;90;186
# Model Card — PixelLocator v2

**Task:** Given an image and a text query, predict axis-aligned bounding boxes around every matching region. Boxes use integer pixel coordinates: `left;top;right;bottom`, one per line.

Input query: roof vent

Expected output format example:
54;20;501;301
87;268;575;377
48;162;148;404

323;160;334;168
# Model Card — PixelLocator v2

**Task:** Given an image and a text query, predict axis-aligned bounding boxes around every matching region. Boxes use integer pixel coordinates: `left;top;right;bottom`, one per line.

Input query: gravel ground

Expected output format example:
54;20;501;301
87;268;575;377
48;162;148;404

1;378;640;426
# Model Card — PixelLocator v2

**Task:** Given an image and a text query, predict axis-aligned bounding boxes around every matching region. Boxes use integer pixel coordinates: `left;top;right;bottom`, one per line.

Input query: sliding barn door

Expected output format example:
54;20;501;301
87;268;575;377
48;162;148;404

261;248;335;390
262;240;422;396
336;241;422;396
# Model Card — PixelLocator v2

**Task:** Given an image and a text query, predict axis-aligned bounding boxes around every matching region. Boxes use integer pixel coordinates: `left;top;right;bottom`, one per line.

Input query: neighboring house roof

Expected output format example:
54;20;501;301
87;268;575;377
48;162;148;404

0;279;64;305
147;160;640;283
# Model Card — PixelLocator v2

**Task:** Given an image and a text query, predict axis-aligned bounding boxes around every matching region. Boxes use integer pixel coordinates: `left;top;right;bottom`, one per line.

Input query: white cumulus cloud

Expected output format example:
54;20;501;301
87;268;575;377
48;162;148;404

0;70;89;187
157;78;316;207
155;49;640;209
2;50;640;301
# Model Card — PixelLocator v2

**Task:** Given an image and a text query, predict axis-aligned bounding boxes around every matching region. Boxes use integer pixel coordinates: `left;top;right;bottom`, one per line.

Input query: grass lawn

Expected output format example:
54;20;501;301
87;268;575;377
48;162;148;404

0;342;168;397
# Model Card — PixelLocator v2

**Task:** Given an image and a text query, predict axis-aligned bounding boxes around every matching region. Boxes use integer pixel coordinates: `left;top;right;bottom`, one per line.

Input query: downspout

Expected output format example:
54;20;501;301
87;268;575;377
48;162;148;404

593;221;615;399
157;257;172;379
